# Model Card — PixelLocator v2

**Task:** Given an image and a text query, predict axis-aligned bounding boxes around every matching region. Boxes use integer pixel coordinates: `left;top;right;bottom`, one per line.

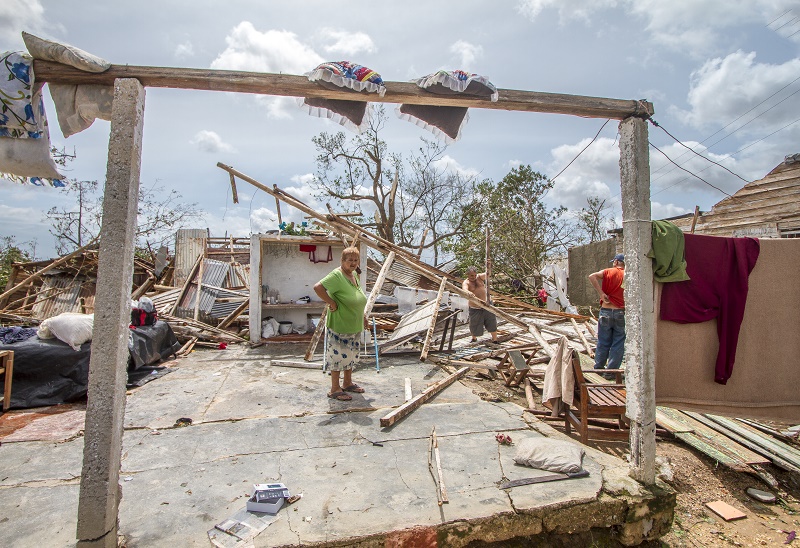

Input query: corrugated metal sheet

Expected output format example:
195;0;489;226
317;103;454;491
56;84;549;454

174;229;207;287
31;276;95;318
176;259;230;317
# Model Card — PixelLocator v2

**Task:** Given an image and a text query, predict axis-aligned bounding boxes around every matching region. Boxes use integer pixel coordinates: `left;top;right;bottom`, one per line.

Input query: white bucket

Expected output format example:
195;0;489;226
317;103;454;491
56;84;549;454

278;321;293;335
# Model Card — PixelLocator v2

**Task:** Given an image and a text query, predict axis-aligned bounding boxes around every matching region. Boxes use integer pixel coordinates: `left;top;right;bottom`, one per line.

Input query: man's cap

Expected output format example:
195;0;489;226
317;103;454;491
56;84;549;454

611;253;625;263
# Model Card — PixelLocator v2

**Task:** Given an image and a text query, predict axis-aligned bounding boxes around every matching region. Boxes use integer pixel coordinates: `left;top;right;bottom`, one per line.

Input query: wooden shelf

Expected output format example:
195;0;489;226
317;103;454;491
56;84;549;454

261;303;327;310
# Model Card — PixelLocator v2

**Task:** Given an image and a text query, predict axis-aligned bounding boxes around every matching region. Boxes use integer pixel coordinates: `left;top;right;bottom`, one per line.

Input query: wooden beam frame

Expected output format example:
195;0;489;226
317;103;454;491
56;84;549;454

33;61;654;121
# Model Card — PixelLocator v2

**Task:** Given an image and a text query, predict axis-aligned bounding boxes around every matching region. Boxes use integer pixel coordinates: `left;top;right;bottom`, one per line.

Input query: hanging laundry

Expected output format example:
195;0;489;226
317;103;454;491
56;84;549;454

298;244;332;263
660;233;759;384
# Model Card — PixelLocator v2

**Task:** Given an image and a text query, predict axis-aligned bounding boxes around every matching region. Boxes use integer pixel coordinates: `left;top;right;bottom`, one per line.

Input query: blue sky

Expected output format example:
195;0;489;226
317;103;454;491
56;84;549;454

2;0;799;259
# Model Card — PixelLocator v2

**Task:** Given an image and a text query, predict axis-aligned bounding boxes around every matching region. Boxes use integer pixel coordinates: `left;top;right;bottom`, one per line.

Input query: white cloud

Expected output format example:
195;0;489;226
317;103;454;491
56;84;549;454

517;0;800;54
673;51;800;134
254;95;296;120
0;0;46;47
190;130;235;153
290;173;315;186
547;137;621;209
517;0;619;24
211;22;324;74
449;40;483;70
651;201;691;220
318;28;376;55
174;40;194;59
432;155;481;179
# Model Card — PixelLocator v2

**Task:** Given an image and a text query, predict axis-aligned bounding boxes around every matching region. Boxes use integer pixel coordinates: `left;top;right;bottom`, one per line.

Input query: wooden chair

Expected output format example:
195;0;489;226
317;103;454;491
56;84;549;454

0;350;13;412
496;350;531;387
565;351;628;444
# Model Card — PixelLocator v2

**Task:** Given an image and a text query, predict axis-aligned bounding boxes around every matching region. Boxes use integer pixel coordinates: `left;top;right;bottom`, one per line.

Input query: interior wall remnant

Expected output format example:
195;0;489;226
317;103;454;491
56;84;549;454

76;78;145;547
567;238;618;309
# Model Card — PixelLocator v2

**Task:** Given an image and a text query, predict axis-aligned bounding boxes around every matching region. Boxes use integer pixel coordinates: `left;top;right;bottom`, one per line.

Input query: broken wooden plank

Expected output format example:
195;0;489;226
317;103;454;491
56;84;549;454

527;323;554;357
420;276;448;362
270;359;322;370
170;252;202;316
193;258;206;321
405;378;413;402
380;367;469;427
570;318;594;358
217;299;249;329
432;427;448;504
364;251;395;318
304;306;328;361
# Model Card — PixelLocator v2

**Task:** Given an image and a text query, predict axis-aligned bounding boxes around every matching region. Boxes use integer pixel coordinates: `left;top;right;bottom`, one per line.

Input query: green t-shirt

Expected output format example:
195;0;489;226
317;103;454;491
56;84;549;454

320;268;367;334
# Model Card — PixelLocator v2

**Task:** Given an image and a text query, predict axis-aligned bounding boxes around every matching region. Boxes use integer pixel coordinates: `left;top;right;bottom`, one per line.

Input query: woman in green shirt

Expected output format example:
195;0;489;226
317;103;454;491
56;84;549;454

314;247;368;401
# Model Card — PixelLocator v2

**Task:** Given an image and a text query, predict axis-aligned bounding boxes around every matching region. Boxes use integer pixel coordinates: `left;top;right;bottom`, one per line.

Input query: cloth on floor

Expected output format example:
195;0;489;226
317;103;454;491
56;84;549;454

660;233;759;384
542;336;575;408
300;61;385;133
655;238;799;422
0;326;38;344
0;51;63;180
396;70;497;143
647;220;690;282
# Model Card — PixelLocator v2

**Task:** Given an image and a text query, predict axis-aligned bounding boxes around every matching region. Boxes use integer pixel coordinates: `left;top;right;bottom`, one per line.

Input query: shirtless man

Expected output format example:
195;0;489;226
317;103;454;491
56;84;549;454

462;266;498;343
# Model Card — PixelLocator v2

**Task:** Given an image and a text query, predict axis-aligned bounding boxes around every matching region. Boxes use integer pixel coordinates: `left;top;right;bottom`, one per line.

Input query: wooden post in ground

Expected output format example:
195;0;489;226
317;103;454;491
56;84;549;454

619;116;656;485
77;78;145;547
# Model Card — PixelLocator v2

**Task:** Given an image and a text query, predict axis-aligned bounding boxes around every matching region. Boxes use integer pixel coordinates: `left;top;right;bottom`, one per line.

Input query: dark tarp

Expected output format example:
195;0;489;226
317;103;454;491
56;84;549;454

2;320;180;409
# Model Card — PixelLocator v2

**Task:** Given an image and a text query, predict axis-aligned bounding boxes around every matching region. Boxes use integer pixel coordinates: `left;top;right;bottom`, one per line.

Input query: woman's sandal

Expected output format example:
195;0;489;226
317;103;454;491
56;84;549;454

327;391;352;401
343;384;365;393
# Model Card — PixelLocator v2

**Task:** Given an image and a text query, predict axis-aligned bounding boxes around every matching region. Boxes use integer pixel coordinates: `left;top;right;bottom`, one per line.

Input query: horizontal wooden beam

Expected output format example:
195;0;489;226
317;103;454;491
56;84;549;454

33;60;653;120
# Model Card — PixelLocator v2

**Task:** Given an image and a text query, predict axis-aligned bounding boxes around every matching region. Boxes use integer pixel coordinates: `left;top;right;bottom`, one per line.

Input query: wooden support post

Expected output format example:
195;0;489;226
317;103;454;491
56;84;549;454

364;251;394;318
416;228;429;258
193;258;205;321
619;116;656;485
304;306;328;361
229;172;239;204
420;276;448;362
380;367;469;427
77;78;145;547
690;205;700;234
170;252;202;316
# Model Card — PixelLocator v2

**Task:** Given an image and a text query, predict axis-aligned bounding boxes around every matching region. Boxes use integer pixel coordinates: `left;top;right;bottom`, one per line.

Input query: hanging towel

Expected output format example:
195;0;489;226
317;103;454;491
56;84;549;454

660;233;759;384
655;238;800;421
542;336;575;408
647;220;690;283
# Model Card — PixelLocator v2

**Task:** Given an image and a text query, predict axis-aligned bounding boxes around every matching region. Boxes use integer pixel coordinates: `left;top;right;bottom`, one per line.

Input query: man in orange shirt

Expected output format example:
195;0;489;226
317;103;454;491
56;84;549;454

588;253;625;375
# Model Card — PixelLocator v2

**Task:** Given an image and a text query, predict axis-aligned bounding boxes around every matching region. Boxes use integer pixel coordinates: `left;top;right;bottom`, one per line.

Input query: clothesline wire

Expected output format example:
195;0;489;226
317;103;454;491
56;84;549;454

649;74;800;181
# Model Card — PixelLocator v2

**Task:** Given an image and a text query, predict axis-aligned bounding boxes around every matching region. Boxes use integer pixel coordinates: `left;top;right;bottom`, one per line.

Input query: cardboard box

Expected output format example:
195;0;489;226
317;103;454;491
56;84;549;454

246;483;290;514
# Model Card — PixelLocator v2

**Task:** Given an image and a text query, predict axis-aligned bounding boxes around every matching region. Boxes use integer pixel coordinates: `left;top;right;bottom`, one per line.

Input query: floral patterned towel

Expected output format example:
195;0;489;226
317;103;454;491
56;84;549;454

0;51;43;138
300;61;385;133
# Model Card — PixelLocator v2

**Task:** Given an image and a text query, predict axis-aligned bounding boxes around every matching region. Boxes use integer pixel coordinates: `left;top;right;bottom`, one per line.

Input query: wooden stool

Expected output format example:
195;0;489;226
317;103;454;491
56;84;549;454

0;350;13;411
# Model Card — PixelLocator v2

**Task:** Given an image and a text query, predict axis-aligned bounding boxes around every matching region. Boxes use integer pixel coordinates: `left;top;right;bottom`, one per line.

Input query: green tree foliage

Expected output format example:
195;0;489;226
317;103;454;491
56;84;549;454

447;165;577;292
0;236;34;289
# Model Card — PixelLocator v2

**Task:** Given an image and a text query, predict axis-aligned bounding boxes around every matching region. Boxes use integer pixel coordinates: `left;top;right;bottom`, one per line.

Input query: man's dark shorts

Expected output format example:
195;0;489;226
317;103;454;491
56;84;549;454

468;307;497;337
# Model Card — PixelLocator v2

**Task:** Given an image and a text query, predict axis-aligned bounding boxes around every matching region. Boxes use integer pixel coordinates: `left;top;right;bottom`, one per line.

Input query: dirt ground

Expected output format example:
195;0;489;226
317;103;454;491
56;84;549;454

460;372;800;547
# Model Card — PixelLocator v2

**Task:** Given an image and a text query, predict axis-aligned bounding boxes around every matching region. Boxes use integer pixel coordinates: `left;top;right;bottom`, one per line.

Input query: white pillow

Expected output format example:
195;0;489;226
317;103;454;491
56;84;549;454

37;312;94;351
22;32;110;73
513;437;585;474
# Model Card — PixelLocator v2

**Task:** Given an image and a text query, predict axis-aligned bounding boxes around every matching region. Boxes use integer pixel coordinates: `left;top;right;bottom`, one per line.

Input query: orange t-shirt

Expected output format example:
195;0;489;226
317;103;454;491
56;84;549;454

601;267;625;308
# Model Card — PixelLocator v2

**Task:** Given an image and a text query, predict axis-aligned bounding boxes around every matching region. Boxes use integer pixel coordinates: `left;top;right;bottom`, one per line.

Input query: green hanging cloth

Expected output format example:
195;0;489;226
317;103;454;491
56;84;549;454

647;220;690;283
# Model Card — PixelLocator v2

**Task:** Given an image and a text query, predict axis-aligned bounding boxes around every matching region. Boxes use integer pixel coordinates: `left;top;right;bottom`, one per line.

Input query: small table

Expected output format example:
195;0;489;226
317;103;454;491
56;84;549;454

0;350;14;411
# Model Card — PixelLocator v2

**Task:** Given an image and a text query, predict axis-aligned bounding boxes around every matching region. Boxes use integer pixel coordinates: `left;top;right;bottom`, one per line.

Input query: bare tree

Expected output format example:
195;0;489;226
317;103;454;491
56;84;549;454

311;107;402;243
398;138;480;264
577;196;615;243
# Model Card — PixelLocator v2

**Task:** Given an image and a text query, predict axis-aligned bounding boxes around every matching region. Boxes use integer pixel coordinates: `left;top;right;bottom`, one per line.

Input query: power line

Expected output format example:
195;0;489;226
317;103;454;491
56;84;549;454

767;9;793;26
775;15;800;31
650;74;800;181
649;141;733;197
549;119;610;183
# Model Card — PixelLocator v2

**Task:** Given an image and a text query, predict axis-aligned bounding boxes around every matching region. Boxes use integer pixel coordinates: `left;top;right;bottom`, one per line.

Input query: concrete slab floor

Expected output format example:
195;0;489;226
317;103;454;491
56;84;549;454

0;344;675;547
